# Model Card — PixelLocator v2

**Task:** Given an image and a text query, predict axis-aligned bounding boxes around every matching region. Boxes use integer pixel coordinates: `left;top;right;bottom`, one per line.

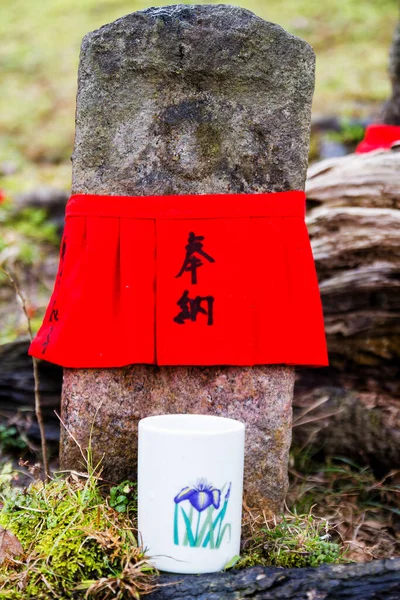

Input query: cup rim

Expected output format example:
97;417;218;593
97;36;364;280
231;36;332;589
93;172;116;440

139;414;245;435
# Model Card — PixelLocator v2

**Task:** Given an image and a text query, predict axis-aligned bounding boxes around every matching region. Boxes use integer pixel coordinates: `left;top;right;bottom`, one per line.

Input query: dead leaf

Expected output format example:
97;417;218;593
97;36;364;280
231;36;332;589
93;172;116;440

0;526;23;564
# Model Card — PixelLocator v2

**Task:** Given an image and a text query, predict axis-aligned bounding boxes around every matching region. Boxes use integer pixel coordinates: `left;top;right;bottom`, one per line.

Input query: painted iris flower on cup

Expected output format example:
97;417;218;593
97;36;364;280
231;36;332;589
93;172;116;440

173;478;231;549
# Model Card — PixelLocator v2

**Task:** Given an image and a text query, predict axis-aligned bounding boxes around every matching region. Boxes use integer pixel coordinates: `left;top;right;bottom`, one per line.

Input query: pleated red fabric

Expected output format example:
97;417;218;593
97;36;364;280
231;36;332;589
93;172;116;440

29;192;328;368
356;124;400;153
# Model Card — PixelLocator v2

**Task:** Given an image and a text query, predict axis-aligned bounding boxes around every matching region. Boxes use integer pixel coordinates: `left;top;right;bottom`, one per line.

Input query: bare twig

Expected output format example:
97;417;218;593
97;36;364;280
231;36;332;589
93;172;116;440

292;395;330;426
54;410;87;466
0;265;49;480
292;409;345;428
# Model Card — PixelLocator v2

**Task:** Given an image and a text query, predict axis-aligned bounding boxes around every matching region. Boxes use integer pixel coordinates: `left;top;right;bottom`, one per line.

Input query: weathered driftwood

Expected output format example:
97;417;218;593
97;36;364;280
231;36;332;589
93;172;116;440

308;206;400;274
306;152;400;374
293;149;400;466
0;339;61;417
149;558;400;600
306;150;400;209
306;206;400;374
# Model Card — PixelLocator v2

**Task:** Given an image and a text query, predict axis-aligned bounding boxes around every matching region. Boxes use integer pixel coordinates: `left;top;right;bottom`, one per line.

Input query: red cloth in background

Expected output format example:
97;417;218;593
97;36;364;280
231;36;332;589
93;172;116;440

29;192;328;368
356;124;400;153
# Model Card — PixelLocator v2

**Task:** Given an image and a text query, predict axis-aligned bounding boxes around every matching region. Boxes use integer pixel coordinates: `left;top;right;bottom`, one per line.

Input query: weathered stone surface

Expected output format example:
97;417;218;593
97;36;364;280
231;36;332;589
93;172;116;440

61;4;315;514
72;5;314;195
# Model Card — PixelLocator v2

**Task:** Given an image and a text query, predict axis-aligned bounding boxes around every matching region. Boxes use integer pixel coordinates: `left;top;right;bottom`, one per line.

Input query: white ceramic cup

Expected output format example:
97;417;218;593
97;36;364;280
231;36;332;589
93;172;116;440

137;414;245;574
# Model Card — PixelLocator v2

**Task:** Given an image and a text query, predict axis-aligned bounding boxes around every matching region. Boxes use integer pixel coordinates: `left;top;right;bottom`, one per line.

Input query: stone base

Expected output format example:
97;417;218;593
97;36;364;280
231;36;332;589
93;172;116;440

61;365;294;515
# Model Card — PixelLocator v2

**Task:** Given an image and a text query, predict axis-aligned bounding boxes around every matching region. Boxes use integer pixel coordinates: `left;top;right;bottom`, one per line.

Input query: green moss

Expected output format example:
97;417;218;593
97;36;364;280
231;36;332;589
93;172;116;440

237;512;345;569
0;474;155;599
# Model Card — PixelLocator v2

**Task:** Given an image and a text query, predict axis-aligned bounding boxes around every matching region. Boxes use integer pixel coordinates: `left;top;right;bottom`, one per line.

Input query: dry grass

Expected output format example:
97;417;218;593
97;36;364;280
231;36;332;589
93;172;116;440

237;456;400;569
76;555;159;600
288;456;400;562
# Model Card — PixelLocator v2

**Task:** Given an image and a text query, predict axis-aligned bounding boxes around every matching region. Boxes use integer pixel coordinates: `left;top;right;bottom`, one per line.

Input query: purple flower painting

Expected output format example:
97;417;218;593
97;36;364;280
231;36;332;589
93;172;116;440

174;478;221;512
173;478;231;549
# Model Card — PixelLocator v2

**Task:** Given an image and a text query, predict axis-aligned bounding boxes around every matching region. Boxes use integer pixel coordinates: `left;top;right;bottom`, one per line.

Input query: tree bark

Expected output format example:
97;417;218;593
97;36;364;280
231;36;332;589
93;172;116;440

293;150;400;468
0;338;61;441
149;559;400;600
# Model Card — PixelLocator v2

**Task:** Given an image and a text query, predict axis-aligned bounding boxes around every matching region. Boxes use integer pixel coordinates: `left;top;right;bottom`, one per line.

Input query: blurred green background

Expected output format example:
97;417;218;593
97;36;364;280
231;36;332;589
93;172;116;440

0;0;398;194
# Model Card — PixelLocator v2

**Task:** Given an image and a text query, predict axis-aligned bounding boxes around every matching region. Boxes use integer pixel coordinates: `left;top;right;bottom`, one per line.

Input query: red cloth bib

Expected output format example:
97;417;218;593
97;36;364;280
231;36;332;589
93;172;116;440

29;192;328;368
356;124;400;153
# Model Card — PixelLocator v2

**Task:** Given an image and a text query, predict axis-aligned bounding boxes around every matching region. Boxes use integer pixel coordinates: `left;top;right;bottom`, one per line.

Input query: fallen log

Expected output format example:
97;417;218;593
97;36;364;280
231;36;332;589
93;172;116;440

306;150;400;209
149;558;400;600
0;338;61;441
294;148;400;468
292;382;400;469
307;206;400;276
